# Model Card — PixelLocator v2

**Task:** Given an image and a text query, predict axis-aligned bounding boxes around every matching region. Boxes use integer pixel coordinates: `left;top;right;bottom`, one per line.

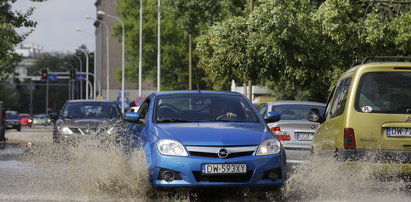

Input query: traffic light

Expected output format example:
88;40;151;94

69;69;76;80
41;69;48;80
14;73;20;89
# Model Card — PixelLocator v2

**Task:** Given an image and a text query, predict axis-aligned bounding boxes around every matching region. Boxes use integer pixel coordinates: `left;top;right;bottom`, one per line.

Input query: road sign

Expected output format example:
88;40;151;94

117;100;130;110
135;96;145;106
76;74;86;81
48;74;58;81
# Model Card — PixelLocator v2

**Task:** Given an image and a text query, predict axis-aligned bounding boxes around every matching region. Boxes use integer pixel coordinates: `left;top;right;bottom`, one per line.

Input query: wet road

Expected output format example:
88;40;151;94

1;127;410;201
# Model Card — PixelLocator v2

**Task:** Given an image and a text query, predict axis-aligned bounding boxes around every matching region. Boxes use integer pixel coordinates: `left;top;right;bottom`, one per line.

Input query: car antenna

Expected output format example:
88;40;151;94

194;71;201;92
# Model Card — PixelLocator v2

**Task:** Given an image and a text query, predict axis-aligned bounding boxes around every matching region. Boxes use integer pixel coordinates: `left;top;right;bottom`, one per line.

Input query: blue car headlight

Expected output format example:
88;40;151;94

256;139;281;156
156;139;188;156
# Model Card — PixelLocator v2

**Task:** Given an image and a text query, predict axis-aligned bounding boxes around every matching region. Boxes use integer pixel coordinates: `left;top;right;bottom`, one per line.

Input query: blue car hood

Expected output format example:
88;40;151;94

154;122;269;146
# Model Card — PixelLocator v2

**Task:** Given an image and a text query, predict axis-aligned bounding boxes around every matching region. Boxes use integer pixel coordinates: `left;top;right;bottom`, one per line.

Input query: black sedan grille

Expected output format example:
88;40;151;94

69;128;101;135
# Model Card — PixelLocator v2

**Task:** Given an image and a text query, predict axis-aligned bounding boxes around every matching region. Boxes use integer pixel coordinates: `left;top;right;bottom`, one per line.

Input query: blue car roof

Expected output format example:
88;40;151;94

151;90;243;96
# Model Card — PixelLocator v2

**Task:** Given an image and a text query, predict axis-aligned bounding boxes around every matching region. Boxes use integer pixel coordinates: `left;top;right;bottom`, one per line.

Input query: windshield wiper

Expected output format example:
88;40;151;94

213;120;249;122
157;118;192;123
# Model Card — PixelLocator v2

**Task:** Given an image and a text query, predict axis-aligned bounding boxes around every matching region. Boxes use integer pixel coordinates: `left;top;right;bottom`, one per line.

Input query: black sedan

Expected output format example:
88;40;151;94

51;100;122;145
5;111;21;131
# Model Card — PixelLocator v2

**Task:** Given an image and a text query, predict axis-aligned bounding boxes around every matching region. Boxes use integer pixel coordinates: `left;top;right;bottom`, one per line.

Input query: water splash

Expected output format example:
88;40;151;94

22;137;152;200
284;154;411;202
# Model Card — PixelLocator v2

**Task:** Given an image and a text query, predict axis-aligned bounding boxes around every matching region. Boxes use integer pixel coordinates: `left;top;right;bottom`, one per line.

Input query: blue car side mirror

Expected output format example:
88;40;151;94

265;111;281;123
124;112;141;123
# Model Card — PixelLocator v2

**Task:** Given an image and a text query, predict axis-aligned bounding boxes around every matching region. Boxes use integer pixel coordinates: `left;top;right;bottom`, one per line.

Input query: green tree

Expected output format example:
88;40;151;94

197;0;411;102
0;0;46;77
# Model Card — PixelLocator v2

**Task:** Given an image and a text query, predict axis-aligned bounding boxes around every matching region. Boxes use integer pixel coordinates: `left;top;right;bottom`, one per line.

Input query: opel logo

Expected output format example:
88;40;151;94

217;148;229;158
310;125;316;129
406;116;411;121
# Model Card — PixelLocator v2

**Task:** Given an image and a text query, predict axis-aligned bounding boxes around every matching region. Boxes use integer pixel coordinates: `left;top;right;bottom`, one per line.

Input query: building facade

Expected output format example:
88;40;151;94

14;42;42;81
94;0;154;102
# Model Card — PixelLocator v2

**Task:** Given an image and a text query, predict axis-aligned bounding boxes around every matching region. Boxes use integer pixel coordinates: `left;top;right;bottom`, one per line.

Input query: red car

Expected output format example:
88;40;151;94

18;113;33;127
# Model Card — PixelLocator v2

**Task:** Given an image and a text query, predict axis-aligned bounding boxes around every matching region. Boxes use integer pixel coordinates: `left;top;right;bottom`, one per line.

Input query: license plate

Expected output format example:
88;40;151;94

387;127;411;137
296;132;314;141
202;164;246;174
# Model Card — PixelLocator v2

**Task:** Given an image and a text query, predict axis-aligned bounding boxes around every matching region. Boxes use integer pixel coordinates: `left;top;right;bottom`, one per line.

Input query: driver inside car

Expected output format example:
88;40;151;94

211;100;237;119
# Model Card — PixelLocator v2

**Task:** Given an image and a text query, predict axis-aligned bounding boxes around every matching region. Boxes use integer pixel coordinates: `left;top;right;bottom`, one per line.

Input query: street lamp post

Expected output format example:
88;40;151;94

75;28;97;99
157;0;161;92
97;10;125;113
86;16;110;100
77;48;90;100
139;0;143;96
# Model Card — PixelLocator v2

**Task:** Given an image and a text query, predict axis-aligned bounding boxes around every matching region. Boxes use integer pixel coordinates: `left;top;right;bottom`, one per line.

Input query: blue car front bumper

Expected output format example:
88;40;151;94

148;151;286;189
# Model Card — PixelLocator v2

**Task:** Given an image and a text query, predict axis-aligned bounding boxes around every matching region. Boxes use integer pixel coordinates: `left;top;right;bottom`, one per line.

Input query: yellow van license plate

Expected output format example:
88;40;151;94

387;127;411;137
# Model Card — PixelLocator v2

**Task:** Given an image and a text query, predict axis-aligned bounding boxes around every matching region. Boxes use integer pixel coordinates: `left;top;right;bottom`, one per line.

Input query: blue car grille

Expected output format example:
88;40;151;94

189;151;254;158
186;146;257;159
192;171;253;182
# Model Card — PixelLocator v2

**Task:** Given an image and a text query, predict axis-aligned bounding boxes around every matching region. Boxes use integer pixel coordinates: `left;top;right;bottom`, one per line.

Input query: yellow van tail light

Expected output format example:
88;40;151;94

344;128;356;149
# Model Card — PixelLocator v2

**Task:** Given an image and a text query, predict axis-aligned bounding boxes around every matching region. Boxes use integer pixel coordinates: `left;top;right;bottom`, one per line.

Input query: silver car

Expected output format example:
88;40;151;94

257;101;326;164
32;114;51;126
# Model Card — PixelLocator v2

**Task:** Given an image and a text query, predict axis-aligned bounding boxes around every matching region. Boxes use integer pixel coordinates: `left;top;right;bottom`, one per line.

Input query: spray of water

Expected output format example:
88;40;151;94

283;153;411;202
21;133;152;200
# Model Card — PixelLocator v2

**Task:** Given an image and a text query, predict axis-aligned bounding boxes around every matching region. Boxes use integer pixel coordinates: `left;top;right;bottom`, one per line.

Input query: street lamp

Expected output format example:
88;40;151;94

97;10;125;113
85;16;110;100
75;27;97;99
76;47;90;100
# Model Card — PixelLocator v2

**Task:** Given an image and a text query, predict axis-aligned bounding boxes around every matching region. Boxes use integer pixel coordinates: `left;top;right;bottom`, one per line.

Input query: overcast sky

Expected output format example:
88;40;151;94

13;0;96;53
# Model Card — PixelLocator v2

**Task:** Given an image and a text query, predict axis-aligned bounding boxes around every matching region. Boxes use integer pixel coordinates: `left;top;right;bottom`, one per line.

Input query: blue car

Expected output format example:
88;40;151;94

120;91;286;190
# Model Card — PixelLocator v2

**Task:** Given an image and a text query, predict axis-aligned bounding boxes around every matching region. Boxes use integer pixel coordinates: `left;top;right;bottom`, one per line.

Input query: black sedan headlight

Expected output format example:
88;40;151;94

58;126;74;135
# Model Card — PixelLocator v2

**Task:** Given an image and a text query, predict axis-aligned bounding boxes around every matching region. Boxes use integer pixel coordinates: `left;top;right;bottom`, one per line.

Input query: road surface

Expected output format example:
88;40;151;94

0;127;410;201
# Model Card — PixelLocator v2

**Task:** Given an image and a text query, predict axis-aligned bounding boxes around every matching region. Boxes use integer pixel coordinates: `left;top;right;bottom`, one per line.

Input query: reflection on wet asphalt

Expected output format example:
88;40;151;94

0;143;23;160
0;143;40;198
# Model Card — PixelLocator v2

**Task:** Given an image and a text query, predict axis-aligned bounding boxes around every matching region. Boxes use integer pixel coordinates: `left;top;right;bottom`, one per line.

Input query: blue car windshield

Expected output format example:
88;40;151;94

155;94;260;123
61;102;120;119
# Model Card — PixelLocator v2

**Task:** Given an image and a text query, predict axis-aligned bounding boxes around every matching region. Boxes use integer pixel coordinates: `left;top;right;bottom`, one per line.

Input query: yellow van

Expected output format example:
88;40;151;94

309;56;411;173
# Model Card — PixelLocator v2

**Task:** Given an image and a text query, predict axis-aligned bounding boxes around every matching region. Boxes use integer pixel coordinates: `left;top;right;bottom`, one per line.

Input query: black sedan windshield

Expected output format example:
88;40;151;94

61;102;120;119
6;113;18;119
155;94;259;123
